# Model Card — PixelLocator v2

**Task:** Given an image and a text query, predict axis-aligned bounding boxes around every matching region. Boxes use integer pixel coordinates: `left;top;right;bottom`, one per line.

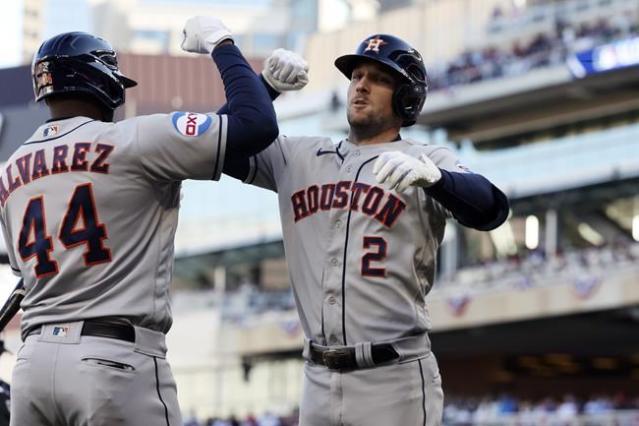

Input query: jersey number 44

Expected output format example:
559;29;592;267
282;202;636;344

18;183;111;278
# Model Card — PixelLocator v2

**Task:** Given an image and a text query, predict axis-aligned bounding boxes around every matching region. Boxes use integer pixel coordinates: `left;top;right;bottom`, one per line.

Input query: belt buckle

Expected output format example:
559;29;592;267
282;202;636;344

322;348;351;370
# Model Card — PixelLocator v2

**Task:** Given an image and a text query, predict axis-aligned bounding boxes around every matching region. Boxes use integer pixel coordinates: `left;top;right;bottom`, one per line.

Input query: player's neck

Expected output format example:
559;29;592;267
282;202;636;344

348;125;401;146
46;98;114;122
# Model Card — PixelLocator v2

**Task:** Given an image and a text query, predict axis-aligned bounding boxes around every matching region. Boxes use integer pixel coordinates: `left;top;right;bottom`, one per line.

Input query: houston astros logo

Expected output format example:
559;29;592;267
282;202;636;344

364;37;387;53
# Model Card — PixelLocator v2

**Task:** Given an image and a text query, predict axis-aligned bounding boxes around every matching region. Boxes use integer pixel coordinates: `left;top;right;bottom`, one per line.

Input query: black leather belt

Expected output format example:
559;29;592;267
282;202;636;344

309;343;399;370
27;318;135;343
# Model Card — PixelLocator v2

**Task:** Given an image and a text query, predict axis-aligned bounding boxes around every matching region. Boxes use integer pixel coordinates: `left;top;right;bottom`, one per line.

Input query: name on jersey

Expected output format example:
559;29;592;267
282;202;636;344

291;181;406;227
0;143;114;207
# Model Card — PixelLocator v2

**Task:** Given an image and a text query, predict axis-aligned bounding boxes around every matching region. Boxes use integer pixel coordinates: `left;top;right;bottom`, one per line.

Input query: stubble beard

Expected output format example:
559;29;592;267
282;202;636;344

347;109;391;142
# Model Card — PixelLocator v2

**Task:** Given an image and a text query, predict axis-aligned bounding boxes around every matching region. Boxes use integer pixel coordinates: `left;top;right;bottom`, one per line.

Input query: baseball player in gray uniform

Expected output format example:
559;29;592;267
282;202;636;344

224;35;509;425
0;17;306;426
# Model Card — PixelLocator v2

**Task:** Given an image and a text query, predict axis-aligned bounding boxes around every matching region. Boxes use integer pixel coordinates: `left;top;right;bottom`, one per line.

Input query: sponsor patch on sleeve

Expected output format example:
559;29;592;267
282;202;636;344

171;112;212;137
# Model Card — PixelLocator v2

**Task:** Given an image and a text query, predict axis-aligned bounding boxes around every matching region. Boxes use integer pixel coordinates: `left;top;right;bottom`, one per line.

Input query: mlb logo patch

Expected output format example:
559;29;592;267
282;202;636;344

43;124;59;137
52;326;68;337
171;112;212;137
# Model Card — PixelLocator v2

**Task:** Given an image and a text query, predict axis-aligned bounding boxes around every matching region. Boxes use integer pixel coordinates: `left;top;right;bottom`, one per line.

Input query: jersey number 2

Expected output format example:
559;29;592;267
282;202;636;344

361;236;387;277
18;183;111;278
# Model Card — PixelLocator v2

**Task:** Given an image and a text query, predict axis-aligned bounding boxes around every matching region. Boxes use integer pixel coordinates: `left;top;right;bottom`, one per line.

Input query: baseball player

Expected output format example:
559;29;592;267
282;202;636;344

224;35;509;425
0;17;306;426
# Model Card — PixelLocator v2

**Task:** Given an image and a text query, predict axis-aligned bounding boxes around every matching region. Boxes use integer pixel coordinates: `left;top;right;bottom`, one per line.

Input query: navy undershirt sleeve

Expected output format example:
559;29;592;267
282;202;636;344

212;44;278;160
217;69;281;181
217;75;280;115
425;169;509;231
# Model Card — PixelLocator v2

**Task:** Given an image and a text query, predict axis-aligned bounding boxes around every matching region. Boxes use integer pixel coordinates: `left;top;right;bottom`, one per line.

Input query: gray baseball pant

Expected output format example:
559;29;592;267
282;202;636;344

10;321;181;426
299;351;444;426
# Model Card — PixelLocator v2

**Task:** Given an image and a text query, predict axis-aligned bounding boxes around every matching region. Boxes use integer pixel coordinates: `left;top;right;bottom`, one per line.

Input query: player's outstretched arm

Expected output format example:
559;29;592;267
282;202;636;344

373;151;509;230
426;168;509;230
218;48;309;181
182;16;278;158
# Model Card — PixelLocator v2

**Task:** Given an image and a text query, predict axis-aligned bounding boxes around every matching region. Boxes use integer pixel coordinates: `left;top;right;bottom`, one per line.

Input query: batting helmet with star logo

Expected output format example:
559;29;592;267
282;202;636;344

335;34;428;126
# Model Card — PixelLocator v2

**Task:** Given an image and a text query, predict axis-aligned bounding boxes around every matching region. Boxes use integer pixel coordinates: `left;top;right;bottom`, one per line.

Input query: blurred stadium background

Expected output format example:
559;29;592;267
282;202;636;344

1;0;639;425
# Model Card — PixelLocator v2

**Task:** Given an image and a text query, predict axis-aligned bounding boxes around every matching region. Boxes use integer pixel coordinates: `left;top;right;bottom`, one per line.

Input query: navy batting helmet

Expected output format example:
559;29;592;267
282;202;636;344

335;34;427;126
32;31;137;110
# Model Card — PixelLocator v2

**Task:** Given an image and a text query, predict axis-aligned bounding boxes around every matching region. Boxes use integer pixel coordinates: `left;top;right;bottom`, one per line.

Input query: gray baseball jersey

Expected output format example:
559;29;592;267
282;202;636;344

244;136;462;426
245;136;460;345
0;112;227;334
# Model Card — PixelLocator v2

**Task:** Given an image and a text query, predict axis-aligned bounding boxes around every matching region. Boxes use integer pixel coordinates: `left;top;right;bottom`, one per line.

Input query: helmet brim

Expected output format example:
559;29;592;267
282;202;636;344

335;54;409;83
119;74;137;88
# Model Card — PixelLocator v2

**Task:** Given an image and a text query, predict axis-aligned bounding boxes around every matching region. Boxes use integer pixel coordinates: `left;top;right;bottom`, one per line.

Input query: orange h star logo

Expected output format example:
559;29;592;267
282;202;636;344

364;37;387;53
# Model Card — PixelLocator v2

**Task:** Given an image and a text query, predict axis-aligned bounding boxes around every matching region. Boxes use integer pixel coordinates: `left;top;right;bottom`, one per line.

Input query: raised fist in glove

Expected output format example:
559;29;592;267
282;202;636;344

181;16;233;54
262;48;309;92
373;151;442;193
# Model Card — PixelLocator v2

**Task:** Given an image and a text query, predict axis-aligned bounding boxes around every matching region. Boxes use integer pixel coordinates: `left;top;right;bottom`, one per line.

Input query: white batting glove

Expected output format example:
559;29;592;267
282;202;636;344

261;48;309;92
181;16;233;54
373;151;442;193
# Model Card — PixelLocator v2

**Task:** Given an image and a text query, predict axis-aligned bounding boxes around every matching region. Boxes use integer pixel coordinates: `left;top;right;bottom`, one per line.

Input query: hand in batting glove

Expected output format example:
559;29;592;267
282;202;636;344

373;151;442;193
262;48;309;92
181;16;233;54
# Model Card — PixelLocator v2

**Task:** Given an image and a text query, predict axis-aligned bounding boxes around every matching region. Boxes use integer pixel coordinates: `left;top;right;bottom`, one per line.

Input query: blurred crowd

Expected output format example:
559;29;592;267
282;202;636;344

444;393;639;426
428;16;639;91
435;241;639;297
183;409;298;426
183;393;639;426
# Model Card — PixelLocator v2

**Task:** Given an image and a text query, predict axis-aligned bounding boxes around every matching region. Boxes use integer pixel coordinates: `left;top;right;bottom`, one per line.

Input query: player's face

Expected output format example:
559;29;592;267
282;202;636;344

347;62;398;130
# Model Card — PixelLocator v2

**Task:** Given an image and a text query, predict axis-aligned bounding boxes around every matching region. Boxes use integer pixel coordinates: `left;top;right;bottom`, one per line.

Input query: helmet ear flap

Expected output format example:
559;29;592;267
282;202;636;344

392;83;427;127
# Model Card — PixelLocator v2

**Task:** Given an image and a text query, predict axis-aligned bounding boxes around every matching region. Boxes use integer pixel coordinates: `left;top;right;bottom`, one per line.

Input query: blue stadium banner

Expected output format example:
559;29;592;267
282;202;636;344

567;36;639;78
